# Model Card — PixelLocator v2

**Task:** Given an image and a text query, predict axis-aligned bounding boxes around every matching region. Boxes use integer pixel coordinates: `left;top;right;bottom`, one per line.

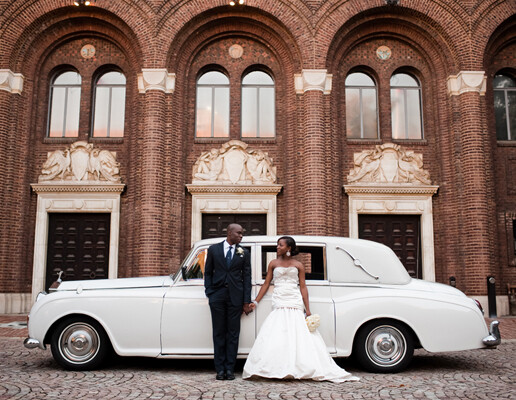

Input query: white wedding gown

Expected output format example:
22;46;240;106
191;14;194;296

243;266;359;382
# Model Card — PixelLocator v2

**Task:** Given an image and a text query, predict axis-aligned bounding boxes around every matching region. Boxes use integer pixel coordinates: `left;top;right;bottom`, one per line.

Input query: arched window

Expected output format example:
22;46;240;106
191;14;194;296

48;71;81;137
241;71;275;138
92;71;126;138
196;71;230;138
345;72;378;139
390;73;423;139
494;73;516;140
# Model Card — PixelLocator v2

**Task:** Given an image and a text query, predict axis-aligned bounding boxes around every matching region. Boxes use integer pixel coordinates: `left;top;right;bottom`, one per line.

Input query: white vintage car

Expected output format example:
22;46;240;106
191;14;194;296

24;236;501;373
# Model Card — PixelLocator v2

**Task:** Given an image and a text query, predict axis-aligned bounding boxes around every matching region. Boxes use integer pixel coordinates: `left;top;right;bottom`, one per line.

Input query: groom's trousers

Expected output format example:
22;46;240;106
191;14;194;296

208;287;242;373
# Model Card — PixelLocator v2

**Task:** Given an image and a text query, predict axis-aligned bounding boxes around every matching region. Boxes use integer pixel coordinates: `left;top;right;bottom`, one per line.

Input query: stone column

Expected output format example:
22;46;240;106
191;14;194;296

294;70;332;235
447;71;497;295
136;69;175;274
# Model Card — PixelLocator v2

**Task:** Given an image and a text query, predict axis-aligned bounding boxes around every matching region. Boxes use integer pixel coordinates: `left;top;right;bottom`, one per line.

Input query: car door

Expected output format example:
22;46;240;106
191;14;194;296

254;242;336;353
160;245;256;355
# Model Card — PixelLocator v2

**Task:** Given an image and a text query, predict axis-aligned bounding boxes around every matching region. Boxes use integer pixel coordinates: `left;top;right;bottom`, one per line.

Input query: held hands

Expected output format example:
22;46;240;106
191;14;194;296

243;303;254;315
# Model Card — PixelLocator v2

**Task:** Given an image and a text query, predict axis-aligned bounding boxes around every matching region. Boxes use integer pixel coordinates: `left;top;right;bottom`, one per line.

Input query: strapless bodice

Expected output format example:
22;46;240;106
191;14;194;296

272;266;303;310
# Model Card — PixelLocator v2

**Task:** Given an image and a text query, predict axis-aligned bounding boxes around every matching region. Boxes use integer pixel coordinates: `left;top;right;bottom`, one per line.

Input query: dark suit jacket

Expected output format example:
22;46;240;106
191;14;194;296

204;241;252;306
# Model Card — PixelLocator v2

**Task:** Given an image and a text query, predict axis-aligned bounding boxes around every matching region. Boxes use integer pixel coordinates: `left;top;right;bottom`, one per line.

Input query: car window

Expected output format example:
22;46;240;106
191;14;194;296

260;245;326;280
183;248;207;280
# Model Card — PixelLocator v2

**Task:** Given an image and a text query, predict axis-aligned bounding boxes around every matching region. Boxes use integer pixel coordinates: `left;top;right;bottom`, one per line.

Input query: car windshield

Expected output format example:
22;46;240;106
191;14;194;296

171;246;197;280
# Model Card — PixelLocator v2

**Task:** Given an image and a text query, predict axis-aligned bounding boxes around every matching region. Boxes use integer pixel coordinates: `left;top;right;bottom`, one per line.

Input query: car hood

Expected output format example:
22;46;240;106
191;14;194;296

406;278;466;297
55;276;171;291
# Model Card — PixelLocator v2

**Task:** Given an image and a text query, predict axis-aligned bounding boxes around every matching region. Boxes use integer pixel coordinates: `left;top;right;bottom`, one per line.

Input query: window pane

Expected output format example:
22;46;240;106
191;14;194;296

362;88;378;138
391;88;406;139
259;87;275;137
93;87;110;137
243;71;274;85
54;71;81;85
213;87;229;137
98;71;126;85
242;87;257;137
345;72;375;87
494;75;516;89
406;89;422;139
64;86;81;137
391;73;418;87
196;87;212;137
109;87;126;137
346;88;360;138
494;90;508;140
198;71;229;85
49;87;66;137
508;91;516;140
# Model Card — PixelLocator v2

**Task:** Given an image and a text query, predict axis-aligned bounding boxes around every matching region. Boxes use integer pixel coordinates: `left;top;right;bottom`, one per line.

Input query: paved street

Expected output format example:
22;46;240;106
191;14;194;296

1;316;515;399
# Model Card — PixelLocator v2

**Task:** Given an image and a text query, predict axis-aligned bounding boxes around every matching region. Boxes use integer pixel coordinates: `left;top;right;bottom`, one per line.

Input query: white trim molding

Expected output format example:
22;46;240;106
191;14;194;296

138;69;176;94
447;71;486;96
30;183;125;304
294;69;332;94
187;184;282;245
0;69;24;94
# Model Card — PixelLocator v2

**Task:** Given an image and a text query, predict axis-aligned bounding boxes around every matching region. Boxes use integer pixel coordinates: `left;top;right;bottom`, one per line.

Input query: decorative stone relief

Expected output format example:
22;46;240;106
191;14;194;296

38;141;121;183
447;71;486;96
192;140;277;185
347;143;431;185
137;69;176;93
0;69;24;94
294;69;332;94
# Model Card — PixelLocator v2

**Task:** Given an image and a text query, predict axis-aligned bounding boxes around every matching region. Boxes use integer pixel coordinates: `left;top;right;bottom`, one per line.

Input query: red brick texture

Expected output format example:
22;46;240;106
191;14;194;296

0;1;514;298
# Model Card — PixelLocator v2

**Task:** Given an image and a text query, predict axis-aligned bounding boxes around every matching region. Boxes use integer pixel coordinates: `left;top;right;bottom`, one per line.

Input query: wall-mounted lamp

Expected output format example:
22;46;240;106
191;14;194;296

229;0;245;6
385;0;400;5
449;276;456;287
74;0;92;6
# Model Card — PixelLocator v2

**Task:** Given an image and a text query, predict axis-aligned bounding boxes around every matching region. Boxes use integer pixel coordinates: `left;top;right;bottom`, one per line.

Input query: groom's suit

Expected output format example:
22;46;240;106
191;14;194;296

204;241;251;374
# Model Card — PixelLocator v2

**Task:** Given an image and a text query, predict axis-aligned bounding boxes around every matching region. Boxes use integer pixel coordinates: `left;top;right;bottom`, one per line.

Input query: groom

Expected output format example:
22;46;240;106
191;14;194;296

204;223;252;380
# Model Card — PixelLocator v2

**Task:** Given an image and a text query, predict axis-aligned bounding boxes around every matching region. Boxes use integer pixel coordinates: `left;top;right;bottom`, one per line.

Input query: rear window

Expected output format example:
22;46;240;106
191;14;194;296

260;245;326;280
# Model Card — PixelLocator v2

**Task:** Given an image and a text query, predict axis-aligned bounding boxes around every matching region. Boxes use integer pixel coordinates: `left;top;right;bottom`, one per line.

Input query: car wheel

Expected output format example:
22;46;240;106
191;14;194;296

353;319;414;373
50;316;110;370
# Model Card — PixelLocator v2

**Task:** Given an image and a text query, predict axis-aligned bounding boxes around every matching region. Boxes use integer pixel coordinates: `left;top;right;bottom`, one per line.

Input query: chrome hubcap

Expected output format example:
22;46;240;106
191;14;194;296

366;325;406;367
59;323;99;364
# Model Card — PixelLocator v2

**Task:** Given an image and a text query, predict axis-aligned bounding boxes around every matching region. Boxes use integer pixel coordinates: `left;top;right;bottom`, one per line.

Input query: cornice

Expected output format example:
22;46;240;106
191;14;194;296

344;184;439;195
31;183;125;194
187;184;283;194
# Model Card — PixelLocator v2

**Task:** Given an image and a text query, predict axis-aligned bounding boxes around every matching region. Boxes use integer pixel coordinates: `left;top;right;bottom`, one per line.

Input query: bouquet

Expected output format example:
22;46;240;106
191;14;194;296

305;314;320;333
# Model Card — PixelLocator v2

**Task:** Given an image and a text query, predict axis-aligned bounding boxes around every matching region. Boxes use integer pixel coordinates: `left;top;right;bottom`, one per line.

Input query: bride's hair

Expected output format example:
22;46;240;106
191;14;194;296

278;236;299;256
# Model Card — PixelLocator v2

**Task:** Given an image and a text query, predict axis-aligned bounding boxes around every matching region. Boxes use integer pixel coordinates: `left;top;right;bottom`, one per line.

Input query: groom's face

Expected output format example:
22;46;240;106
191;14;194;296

227;224;244;245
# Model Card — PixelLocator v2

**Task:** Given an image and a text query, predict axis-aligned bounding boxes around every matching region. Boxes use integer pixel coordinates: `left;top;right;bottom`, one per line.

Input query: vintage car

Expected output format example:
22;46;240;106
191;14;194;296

24;236;501;373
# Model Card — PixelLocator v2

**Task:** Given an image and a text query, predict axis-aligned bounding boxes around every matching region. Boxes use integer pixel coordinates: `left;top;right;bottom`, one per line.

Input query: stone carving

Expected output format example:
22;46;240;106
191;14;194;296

347;143;431;185
39;141;121;183
192;140;277;184
447;71;486;96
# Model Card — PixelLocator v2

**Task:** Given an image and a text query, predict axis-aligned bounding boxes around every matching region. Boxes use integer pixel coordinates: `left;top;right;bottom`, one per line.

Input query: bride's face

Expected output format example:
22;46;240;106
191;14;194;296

277;239;290;257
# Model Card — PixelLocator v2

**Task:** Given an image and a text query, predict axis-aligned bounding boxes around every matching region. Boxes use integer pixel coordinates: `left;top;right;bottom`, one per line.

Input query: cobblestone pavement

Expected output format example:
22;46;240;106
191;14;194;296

1;314;515;400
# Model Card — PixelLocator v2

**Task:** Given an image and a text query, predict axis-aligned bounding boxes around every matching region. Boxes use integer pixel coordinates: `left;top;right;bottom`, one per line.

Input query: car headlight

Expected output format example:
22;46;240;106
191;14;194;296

35;291;47;302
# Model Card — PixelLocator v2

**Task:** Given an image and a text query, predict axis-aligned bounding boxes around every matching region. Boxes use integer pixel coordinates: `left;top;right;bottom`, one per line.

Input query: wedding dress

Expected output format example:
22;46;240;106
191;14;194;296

243;266;359;382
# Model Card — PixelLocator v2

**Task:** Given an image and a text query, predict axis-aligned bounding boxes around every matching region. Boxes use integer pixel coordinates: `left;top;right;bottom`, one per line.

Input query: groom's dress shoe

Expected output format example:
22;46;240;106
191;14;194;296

216;371;226;380
226;370;235;380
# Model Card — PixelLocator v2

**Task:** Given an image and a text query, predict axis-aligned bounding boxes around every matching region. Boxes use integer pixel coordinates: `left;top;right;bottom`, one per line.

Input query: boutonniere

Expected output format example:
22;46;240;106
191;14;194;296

236;247;244;257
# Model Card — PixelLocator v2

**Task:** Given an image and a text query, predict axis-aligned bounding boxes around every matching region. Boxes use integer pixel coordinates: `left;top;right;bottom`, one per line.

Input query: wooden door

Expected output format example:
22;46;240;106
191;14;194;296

46;213;110;290
202;214;267;239
359;214;421;278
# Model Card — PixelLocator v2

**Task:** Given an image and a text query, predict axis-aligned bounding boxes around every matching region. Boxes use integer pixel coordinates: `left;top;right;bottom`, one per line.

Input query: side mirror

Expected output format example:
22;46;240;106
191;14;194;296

181;266;187;281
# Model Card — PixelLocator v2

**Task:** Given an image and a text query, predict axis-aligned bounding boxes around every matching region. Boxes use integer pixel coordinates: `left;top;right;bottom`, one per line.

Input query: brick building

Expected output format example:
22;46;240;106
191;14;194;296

0;0;515;314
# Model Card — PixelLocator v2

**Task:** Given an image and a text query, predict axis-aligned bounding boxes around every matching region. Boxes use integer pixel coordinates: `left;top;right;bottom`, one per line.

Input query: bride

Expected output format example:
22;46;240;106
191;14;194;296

243;236;359;382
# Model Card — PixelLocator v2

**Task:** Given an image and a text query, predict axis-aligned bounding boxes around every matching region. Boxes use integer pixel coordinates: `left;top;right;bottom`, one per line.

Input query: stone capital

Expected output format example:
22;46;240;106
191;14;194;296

138;69;176;94
447;71;486;96
294;69;332;94
0;69;24;94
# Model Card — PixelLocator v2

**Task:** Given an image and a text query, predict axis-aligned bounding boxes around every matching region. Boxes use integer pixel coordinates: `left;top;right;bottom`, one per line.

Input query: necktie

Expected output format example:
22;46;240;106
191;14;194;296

226;246;233;267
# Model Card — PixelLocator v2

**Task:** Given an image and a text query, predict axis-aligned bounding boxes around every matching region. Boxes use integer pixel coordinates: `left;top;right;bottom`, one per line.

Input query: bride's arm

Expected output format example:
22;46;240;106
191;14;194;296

298;264;311;316
254;261;275;304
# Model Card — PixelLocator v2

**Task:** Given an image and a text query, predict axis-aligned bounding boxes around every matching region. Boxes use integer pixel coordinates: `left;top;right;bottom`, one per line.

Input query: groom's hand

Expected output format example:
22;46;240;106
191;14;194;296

243;303;253;315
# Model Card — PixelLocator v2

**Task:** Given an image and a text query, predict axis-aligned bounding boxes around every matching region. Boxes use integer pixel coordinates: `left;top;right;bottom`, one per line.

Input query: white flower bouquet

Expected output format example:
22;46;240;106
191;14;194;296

305;314;320;333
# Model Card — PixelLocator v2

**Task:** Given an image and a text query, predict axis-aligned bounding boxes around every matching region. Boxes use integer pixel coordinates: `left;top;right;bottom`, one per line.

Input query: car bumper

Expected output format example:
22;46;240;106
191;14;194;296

482;321;501;347
23;337;46;350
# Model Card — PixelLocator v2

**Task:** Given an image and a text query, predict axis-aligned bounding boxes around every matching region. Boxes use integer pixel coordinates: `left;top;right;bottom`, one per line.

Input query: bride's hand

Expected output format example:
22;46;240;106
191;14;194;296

305;310;311;317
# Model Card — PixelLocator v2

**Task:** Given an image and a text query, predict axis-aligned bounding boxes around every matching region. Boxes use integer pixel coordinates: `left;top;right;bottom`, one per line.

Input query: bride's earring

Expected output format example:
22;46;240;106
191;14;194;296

286;251;291;257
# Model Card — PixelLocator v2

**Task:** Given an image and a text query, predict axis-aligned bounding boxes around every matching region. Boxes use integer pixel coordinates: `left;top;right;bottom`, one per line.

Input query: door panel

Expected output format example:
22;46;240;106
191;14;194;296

359;214;421;278
202;214;266;239
46;213;110;290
